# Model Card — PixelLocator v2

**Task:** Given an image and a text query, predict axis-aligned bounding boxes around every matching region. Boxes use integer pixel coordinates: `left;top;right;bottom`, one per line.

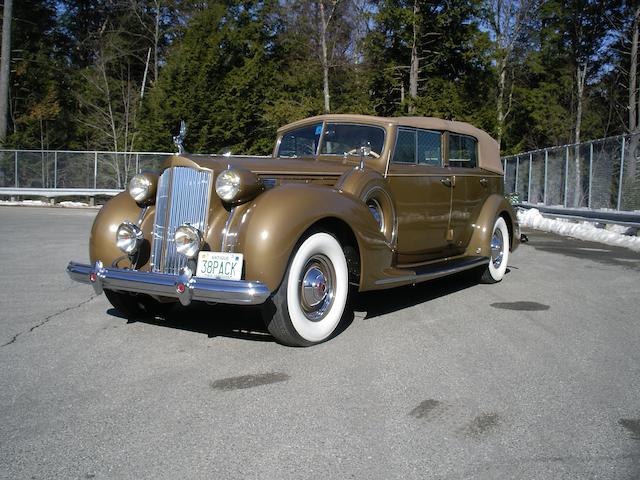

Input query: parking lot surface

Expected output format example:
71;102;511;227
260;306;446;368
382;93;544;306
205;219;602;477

1;206;639;479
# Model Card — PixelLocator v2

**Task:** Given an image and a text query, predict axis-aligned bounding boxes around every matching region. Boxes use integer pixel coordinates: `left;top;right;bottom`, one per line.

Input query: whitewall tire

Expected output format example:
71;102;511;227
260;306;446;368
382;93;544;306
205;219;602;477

480;216;510;284
265;232;349;346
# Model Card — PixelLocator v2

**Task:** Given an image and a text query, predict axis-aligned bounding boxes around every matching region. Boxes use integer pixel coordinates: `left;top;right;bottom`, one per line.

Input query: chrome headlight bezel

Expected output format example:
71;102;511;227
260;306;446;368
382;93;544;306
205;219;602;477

215;169;242;202
116;222;144;255
174;224;204;259
129;173;158;204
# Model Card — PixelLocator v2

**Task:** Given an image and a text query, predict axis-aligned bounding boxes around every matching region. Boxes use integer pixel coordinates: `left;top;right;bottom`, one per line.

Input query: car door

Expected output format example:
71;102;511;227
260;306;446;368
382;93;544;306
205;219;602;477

446;132;489;255
386;127;454;264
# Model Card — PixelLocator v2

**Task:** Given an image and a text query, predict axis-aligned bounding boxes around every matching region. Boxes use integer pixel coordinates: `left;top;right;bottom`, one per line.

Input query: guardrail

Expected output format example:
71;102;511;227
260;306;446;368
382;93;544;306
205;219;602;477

0;187;121;197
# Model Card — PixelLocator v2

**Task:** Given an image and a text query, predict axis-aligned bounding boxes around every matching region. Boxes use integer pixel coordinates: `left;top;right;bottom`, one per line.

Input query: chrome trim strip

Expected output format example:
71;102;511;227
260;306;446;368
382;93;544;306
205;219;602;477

67;261;270;306
221;207;236;252
375;257;488;286
136;207;148;226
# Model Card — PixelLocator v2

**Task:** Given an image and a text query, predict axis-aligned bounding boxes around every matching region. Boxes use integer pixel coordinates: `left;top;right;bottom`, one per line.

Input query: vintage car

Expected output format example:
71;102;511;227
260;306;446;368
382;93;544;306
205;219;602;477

67;114;519;346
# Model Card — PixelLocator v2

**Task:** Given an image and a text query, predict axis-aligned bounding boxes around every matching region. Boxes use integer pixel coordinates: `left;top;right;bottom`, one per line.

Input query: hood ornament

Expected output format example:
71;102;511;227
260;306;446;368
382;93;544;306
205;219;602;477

173;120;187;154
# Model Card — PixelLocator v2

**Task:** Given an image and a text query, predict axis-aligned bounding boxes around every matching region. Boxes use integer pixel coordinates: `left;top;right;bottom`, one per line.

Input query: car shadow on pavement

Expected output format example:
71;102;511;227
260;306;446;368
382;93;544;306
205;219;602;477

105;269;497;342
351;270;485;320
107;303;273;342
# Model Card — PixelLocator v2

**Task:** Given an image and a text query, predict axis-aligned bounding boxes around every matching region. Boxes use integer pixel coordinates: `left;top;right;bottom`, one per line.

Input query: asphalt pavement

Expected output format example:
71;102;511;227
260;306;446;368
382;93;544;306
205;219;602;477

0;206;639;479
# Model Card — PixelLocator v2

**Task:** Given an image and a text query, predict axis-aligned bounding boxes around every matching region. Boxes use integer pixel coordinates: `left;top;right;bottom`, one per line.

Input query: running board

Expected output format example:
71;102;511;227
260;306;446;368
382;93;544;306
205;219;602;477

374;257;489;286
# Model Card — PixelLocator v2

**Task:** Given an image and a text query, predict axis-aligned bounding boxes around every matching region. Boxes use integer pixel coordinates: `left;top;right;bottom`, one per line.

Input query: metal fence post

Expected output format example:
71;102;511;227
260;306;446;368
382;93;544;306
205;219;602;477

54;151;58;189
588;143;593;209
14;151;18;188
528;152;533;203
617;136;626;210
543;149;548;205
136;153;139;173
515;156;519;196
563;146;569;207
94;151;98;189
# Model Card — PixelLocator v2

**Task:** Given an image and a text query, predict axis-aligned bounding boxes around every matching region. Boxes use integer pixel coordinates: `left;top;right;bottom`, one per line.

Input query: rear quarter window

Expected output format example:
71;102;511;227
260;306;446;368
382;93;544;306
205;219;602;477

448;134;477;168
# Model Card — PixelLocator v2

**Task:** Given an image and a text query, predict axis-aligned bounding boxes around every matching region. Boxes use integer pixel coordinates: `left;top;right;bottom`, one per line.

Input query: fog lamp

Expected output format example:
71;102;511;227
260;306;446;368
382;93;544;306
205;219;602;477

116;222;144;255
174;224;204;258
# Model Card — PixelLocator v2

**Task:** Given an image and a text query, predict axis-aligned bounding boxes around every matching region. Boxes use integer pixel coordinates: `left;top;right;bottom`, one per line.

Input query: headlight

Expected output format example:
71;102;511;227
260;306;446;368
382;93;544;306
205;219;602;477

174;224;204;258
215;169;241;202
215;168;264;204
116;222;144;254
129;173;157;203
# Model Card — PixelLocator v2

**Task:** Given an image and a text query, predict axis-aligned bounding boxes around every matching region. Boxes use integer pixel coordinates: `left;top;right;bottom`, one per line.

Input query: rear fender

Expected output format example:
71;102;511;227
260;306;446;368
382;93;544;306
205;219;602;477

464;194;519;257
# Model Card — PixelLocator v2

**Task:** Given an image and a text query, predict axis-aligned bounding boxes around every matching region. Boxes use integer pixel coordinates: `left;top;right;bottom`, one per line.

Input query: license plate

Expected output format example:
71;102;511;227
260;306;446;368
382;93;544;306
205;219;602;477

196;252;243;281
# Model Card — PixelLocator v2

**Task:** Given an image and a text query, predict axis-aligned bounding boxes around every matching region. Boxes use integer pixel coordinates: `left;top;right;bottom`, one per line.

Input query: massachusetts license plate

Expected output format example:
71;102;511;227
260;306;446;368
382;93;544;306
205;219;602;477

196;252;243;281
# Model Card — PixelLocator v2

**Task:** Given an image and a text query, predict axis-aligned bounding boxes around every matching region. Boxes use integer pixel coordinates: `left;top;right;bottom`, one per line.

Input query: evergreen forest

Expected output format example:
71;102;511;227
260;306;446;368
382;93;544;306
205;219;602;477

0;0;638;158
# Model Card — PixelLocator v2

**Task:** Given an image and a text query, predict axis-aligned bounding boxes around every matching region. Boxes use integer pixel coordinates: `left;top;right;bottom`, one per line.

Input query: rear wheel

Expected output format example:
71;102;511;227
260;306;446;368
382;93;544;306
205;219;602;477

265;232;349;346
479;216;510;284
104;289;174;319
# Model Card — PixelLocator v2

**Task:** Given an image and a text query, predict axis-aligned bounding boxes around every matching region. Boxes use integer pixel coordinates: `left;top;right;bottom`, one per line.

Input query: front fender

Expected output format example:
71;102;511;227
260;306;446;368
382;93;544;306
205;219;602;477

464;194;519;257
233;183;393;292
89;192;150;269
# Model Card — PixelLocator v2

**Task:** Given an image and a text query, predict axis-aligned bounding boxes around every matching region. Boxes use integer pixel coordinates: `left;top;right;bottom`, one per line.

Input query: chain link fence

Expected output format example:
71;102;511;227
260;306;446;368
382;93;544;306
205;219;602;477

502;133;640;212
0;150;173;190
2;135;639;212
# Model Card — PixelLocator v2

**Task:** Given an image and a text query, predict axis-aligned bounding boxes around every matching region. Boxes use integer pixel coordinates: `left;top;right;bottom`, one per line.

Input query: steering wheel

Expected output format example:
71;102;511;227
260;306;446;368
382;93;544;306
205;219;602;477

346;149;380;159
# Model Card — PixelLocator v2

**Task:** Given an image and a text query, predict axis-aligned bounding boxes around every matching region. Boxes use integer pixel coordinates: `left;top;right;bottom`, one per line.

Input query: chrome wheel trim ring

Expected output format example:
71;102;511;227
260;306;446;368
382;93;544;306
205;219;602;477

491;228;504;269
299;254;336;322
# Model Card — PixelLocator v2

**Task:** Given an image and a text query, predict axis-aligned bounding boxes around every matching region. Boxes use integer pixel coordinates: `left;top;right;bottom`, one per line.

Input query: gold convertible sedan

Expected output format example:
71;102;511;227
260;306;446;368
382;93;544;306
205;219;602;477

67;114;519;346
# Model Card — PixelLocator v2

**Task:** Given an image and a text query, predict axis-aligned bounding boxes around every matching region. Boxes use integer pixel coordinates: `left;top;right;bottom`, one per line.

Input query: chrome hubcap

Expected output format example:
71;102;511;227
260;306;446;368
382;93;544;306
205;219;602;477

491;228;504;269
300;255;335;321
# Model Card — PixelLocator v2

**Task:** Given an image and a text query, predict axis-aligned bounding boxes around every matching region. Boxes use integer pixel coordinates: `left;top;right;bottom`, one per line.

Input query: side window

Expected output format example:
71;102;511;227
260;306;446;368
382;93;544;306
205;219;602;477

448;134;477;168
278;124;322;157
392;128;416;163
417;130;441;166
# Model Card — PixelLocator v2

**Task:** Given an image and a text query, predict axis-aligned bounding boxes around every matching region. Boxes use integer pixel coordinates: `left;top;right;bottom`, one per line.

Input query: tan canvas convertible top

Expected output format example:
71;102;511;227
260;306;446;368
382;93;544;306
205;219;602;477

278;114;502;174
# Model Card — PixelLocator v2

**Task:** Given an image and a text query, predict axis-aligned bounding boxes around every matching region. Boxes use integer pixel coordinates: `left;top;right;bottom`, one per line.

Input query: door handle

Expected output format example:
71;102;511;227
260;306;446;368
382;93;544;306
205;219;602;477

440;177;452;188
479;177;488;187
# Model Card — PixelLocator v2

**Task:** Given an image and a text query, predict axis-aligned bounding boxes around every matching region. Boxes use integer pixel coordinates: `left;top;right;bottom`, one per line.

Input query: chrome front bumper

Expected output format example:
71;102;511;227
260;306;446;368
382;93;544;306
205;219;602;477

66;261;271;306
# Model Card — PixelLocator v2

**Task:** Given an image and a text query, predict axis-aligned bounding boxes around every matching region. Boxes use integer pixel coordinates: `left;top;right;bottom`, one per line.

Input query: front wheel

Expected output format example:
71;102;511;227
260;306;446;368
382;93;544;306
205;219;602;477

265;232;350;346
479;216;510;283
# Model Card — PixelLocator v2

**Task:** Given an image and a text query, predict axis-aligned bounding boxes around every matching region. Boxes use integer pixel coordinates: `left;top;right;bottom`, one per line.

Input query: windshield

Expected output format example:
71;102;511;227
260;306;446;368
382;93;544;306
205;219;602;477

277;123;385;158
320;124;385;157
277;123;322;157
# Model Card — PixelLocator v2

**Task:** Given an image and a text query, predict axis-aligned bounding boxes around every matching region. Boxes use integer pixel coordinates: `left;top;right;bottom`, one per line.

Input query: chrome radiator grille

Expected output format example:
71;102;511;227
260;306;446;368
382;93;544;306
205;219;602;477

151;167;212;274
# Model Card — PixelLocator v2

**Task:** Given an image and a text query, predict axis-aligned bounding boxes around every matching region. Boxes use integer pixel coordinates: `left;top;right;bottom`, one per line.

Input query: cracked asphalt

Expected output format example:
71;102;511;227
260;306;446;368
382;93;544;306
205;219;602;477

1;206;639;479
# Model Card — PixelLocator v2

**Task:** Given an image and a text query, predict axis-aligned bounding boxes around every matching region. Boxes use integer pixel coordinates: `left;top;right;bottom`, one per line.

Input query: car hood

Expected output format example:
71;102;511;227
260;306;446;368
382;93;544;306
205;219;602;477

166;154;358;177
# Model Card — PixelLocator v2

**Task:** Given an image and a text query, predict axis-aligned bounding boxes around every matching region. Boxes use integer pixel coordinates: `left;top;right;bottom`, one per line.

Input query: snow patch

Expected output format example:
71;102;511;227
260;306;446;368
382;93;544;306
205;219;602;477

518;208;640;253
